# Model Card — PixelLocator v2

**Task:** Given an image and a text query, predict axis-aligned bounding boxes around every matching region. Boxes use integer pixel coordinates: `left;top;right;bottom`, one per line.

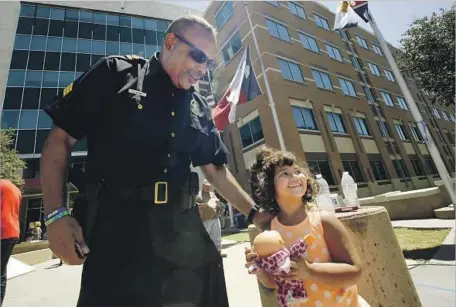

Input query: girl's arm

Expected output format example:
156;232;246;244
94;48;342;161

289;211;363;288
306;211;363;288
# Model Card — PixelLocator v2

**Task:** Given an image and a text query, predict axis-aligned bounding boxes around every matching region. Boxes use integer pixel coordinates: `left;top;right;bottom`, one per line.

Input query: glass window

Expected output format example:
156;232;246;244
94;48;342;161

311;69;333;90
25;70;43;87
395;124;408;140
132;17;145;29
119;16;131;27
156;20;168;32
93;13;107;25
3;88;23;109
107;14;120;25
27;51;45;70
30;36;47;51
62;38;77;52
215;1;234;29
92;41;106;55
373;44;383;56
397;97;408;110
50;8;65;20
342;160;365;182
351;56;361;70
19;110;38;129
34;18;49;36
132;28;145;44
93;24;106;40
1;110;20;129
222;32;242;63
145;30;157;45
7;70;25;87
106;41;120;55
59;72;75;88
10;50;29;69
73;137;88;152
78;22;93;39
368;62;380;76
37;110;53;129
22;88;41;109
353;117;370;136
48;20;64;37
313;14;330;30
288;2;307;19
266;19;290;42
239;117;263;148
250;117;264;143
339;78;357;97
40;88;58;108
17;17;34;34
133;44;145;57
145;19;156;30
327;112;346;133
107;25;120;41
79;11;93;23
299;33;319;53
91;55;103;66
36;6;50;18
145;45;158;58
363;86;375;102
339;30;348;40
356;35;368;49
380;91;394;106
76;54;91;72
384;69;395;82
377;120;390;137
60;53;76;71
410;159;425;176
20;5;36;17
325;44;343;61
267;1;280;7
46;37;62;52
120;27;132;43
120;43;133;55
157;32;165;45
35;130;51;153
370;160;389;180
16;130;36;154
14;34;31;50
292;106;317;130
65;9;79;21
63;21;78;38
308;161;335;185
77;39;92;53
279;59;303;82
42;71;59;88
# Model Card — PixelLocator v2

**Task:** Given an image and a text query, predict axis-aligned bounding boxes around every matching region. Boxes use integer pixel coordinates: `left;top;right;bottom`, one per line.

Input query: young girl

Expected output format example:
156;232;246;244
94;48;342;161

245;147;370;306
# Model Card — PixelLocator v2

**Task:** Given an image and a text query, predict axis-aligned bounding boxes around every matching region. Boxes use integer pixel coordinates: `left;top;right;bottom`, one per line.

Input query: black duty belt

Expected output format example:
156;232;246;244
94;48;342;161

116;181;169;204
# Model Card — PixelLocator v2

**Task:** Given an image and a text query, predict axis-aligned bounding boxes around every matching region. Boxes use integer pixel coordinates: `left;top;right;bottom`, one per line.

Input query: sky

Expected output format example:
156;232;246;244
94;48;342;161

157;0;454;47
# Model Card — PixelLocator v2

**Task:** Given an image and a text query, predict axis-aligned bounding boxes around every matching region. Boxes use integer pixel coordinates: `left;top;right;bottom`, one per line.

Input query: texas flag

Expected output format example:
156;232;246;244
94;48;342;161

212;45;262;131
351;1;369;23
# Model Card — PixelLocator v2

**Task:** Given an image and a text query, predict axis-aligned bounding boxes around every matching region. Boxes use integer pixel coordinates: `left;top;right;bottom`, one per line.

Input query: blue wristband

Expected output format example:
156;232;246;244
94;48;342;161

44;206;67;222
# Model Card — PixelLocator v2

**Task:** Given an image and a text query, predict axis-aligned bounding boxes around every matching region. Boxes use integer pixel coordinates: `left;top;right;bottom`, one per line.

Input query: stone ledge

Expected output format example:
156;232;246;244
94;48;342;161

434;206;455;219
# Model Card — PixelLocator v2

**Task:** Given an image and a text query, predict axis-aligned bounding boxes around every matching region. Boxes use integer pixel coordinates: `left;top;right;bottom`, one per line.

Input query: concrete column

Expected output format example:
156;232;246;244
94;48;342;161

248;207;422;307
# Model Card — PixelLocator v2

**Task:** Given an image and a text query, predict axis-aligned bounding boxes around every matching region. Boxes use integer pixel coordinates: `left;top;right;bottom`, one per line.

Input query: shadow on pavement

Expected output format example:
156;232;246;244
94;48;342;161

403;244;455;261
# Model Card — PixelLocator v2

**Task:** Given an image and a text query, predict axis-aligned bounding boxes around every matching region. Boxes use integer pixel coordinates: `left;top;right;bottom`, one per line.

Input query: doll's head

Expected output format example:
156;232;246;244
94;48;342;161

252;230;285;257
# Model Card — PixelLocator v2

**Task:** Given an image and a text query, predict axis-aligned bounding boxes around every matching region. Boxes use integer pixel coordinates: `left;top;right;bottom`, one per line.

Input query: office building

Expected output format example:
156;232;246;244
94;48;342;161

0;0;199;240
204;1;455;197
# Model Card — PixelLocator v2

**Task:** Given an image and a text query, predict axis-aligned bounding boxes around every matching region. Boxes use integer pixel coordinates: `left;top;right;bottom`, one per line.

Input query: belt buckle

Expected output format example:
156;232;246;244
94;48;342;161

154;181;168;204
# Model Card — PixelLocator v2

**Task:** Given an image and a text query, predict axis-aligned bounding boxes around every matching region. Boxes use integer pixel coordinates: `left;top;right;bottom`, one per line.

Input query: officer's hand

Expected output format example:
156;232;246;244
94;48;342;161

252;209;276;231
47;215;89;265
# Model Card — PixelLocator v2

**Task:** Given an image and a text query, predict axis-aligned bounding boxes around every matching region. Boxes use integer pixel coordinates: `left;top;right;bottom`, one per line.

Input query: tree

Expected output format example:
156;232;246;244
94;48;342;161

397;5;455;106
0;129;26;187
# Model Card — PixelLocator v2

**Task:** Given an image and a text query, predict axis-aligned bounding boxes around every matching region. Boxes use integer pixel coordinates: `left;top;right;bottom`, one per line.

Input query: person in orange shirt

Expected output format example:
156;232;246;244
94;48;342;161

245;148;370;306
1;179;22;305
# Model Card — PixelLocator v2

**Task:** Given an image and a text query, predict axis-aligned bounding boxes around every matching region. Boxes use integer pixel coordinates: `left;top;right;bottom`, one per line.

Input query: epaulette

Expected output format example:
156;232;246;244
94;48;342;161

106;54;146;63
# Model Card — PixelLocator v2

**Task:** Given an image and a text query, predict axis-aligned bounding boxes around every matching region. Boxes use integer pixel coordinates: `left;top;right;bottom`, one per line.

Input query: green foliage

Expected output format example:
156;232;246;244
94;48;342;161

0;129;26;187
397;5;455;106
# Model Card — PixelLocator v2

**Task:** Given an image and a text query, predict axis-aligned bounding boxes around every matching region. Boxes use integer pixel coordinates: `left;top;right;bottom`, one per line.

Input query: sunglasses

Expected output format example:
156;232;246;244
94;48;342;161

174;33;217;69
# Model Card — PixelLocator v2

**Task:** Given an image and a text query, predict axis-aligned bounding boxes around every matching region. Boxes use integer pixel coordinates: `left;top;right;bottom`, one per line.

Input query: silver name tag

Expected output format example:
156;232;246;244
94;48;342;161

128;89;147;97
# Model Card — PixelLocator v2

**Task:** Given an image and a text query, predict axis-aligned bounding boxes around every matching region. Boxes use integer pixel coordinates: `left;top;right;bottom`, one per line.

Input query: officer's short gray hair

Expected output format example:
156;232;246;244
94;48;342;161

165;15;217;41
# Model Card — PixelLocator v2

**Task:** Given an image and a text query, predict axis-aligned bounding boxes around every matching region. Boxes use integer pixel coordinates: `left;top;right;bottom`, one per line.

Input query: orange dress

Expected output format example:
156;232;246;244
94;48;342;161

271;210;367;307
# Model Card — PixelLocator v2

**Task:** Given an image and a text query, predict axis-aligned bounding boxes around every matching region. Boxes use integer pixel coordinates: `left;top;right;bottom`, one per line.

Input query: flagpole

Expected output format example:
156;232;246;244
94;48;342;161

367;10;456;205
244;2;286;151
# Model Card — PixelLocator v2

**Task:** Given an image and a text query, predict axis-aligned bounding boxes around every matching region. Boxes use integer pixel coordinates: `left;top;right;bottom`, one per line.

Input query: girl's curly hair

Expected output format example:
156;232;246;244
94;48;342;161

248;146;319;212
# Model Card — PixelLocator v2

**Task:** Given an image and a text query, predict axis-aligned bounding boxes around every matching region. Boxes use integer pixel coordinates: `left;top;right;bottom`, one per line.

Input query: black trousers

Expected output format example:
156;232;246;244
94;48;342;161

76;197;229;307
1;238;17;306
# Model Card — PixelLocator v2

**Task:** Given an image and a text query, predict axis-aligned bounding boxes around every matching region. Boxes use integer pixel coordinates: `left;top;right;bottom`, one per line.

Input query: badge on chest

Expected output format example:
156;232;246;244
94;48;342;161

190;98;201;117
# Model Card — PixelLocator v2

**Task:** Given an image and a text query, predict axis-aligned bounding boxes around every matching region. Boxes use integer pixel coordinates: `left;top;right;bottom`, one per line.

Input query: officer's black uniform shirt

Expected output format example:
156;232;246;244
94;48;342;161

45;53;227;188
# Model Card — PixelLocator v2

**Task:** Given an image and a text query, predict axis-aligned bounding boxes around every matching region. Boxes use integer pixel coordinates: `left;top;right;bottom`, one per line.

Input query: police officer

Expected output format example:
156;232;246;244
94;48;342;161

40;15;272;307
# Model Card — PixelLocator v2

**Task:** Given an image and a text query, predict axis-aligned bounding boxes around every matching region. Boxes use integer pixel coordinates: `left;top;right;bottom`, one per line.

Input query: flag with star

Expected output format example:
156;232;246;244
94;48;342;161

212;45;262;131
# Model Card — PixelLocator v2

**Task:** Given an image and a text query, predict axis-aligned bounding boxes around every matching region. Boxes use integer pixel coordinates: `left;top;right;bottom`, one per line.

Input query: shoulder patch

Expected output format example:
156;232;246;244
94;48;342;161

190;98;201;116
63;82;73;97
125;55;143;61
